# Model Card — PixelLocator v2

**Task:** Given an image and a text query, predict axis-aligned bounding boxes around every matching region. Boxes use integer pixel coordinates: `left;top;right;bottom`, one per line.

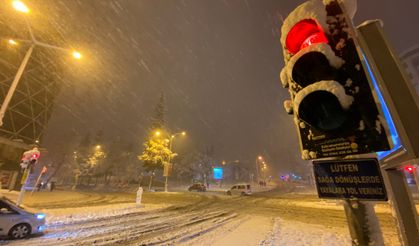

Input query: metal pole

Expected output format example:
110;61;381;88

255;158;260;185
356;20;419;245
31;171;44;196
16;168;30;206
343;199;384;245
381;168;419;245
0;44;34;127
414;166;419;192
165;137;173;192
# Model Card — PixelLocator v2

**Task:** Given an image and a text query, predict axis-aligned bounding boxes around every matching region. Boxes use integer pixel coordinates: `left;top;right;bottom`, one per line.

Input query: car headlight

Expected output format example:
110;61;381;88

36;213;46;220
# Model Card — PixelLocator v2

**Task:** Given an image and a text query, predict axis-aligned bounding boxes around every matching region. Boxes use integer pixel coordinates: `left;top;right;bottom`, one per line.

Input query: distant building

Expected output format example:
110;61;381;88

400;44;419;97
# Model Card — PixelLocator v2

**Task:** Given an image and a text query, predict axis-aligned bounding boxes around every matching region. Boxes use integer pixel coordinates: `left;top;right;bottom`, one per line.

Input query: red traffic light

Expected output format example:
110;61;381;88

404;166;415;173
285;19;328;55
279;0;391;160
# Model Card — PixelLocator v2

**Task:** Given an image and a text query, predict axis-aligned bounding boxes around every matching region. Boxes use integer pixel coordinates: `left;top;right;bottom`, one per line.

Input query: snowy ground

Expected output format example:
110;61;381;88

0;186;414;245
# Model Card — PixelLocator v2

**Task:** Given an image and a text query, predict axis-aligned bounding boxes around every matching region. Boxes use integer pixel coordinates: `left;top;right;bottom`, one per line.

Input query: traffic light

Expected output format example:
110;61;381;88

20;147;41;169
404;166;415;174
29;150;40;165
279;0;391;160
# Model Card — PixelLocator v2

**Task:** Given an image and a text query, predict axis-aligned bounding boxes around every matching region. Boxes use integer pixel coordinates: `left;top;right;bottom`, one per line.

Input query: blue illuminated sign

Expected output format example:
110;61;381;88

362;54;401;160
213;167;223;180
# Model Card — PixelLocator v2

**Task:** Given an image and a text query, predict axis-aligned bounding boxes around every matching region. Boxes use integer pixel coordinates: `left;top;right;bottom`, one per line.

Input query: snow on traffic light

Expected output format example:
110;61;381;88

279;0;391;160
20;147;41;168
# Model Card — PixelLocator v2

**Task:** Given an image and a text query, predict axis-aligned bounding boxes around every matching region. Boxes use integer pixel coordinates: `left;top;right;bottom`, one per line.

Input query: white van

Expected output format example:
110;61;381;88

226;183;252;196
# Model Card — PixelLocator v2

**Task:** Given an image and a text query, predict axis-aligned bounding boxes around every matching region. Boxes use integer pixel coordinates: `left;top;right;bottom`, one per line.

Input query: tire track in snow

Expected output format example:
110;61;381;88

9;195;227;246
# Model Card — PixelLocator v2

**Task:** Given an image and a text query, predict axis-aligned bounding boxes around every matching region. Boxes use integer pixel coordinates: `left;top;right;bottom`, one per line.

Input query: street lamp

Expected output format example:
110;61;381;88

12;0;30;13
8;39;18;45
169;131;186;151
72;51;82;60
164;130;186;192
0;1;82;127
255;156;263;184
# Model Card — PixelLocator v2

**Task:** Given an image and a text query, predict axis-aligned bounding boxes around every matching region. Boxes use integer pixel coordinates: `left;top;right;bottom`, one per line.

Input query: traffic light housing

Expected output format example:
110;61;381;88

20;147;41;169
280;0;391;160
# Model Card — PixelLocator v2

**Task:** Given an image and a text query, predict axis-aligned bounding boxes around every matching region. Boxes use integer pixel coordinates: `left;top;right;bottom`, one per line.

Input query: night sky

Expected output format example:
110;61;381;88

3;0;418;175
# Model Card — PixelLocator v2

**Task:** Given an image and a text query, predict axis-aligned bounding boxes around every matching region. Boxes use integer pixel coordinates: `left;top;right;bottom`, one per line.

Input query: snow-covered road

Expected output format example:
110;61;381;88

1;188;408;245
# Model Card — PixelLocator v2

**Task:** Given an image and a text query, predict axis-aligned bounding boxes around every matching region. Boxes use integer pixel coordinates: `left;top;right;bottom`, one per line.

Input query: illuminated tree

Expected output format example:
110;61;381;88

138;137;176;189
87;145;106;171
139;138;176;170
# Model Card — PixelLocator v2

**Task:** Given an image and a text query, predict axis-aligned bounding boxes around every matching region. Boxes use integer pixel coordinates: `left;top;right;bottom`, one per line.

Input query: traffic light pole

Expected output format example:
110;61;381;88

357;20;419;245
381;168;419;245
16;167;30;206
343;199;384;246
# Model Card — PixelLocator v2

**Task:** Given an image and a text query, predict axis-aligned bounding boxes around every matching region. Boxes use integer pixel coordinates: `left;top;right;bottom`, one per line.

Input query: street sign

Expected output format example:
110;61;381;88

41;166;47;174
163;163;173;177
213;167;223;180
313;158;387;201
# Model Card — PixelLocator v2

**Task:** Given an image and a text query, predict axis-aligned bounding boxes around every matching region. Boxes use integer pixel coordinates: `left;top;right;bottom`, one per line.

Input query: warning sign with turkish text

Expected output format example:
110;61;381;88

313;158;387;201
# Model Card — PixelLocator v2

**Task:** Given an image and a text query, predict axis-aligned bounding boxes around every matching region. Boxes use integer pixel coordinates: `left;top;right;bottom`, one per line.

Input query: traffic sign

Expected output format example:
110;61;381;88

163;163;173;177
313;158;387;200
213;167;223;180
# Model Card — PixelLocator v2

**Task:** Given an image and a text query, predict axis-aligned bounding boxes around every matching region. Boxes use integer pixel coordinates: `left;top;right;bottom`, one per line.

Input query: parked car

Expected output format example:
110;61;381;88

0;197;46;239
188;183;207;192
226;183;252;196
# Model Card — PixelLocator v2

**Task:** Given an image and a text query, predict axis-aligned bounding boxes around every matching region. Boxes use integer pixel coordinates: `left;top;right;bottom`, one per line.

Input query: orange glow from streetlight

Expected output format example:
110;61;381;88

12;0;30;13
8;39;18;45
258;156;263;160
181;131;186;136
155;131;161;136
72;51;82;59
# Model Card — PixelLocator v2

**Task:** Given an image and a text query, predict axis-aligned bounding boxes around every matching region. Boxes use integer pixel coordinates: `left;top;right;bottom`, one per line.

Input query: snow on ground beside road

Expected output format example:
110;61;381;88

44;202;169;225
262;218;351;246
1;189;170;225
263;197;419;215
180;215;271;246
182;215;351;246
211;216;273;246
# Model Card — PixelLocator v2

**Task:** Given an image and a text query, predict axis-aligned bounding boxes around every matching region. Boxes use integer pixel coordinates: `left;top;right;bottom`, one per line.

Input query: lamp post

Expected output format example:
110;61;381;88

155;130;186;192
0;0;82;127
255;156;263;185
165;131;186;192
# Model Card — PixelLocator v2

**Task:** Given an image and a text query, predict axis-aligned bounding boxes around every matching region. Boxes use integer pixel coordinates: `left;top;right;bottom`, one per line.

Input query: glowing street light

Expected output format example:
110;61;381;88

72;51;82;60
0;1;83;127
8;39;18;45
164;130;187;192
12;0;30;13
